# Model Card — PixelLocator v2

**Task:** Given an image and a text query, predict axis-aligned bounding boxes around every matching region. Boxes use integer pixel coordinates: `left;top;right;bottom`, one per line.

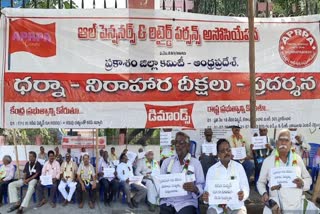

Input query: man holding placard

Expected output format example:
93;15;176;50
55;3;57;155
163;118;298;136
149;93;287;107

159;132;204;214
135;150;160;212
257;129;319;213
98;151;119;207
228;126;254;184
198;128;218;177
250;128;275;184
8;151;42;214
36;150;61;208
203;138;249;214
58;153;78;206
116;153;147;209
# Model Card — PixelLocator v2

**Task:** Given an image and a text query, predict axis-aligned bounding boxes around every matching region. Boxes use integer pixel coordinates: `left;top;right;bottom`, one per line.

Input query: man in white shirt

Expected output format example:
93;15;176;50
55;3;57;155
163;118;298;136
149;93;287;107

203;138;249;214
160;132;205;214
135;150;160;212
116;153;147;209
98;151;119;206
198;128;218;177
257;129;319;214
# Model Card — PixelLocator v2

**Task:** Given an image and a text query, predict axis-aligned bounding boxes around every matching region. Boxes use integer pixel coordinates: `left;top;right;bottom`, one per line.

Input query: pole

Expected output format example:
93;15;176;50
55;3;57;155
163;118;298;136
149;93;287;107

248;0;256;128
95;129;99;174
13;129;20;178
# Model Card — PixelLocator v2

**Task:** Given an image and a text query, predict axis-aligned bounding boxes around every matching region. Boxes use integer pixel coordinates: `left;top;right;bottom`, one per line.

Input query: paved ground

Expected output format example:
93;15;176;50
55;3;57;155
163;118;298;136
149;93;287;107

0;187;318;214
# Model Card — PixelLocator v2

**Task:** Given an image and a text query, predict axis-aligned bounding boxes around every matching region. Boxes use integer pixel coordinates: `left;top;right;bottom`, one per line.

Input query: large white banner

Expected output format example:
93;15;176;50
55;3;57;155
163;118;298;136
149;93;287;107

1;9;320;128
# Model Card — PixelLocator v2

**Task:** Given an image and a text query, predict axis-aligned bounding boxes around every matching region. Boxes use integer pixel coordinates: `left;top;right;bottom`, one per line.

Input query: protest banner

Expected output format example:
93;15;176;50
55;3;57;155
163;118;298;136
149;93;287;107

231;147;246;160
155;173;187;198
270;167;297;188
1;9;320;128
252;136;267;150
208;180;239;205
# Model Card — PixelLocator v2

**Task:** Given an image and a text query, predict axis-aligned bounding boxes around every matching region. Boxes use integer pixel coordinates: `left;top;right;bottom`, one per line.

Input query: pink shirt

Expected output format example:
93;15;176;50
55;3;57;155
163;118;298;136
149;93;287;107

42;160;60;180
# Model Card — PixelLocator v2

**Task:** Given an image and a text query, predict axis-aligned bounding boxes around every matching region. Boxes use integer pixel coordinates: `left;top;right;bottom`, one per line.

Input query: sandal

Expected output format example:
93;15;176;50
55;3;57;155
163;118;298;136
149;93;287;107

7;204;20;213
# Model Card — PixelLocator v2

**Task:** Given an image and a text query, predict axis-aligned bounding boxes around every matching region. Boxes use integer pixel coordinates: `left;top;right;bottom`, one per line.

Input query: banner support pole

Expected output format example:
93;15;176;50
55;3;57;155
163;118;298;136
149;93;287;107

248;0;257;128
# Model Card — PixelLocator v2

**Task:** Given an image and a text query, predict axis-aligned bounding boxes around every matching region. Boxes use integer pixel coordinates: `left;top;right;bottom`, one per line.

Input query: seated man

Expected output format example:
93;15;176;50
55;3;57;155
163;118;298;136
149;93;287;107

228;126;254;184
117;153;147;209
36;150;60;208
76;154;96;209
0;155;15;207
110;147;118;161
98;151;119;206
135;150;160;212
203;139;249;214
160;131;205;214
251;128;274;182
8;151;42;214
58;153;78;206
198;128;218;177
257;129;319;213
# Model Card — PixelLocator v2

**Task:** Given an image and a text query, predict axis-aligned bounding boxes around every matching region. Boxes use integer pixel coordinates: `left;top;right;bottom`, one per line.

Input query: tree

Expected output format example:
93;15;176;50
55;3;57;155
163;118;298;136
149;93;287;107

25;0;77;9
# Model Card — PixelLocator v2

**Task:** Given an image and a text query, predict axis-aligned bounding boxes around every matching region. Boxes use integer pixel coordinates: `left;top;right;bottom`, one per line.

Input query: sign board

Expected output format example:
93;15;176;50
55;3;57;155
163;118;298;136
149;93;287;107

208;180;240;205
231;147;246;160
155;173;188;198
61;136;106;149
270;167;297;188
252;136;267;150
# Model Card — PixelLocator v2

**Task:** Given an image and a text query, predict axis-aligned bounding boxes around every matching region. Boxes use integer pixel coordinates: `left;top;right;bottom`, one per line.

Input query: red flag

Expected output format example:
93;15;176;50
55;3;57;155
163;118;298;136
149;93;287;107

128;0;154;9
9;18;56;57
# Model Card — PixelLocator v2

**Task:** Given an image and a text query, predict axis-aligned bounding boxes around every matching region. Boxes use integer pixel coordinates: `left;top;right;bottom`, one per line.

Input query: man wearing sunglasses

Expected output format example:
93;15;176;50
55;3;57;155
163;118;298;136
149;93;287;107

257;129;319;214
160;131;205;214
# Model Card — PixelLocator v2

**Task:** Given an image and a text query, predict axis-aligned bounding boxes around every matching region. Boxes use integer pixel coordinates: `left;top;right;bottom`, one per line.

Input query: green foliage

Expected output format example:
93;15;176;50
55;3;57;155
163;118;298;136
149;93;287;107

26;0;77;9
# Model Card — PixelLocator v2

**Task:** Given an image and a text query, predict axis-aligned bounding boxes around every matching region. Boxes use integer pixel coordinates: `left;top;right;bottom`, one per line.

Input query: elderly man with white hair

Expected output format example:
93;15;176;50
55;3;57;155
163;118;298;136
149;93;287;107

257;129;319;214
0;155;15;207
135;150;160;212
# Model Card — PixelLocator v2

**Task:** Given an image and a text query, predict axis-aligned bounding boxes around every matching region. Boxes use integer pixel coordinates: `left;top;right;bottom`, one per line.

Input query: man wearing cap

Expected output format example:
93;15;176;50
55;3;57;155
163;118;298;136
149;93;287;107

289;128;310;166
257;129;319;213
160;131;205;214
197;128;218;177
228;126;254;184
135;150;160;212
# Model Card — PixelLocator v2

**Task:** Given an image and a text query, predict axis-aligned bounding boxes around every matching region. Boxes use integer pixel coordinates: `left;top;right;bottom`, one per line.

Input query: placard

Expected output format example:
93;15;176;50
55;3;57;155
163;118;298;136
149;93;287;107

112;160;120;166
155;173;187;198
270;167;297;188
103;168;115;178
160;131;172;146
40;175;53;185
202;143;217;155
231;147;246;160
252;136;267;150
127;151;137;164
208;180;239;205
129;175;144;184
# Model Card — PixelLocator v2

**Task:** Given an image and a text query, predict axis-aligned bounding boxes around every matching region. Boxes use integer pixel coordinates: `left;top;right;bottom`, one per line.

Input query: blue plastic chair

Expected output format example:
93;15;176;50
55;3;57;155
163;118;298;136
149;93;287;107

3;165;17;204
308;143;320;190
189;141;197;157
90;157;96;167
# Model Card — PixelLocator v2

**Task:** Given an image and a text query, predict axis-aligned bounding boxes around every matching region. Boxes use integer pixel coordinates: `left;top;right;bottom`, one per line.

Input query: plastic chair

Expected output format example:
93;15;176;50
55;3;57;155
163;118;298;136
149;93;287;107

189;141;197;157
308;143;320;190
20;184;37;203
3;165;17;204
90;157;96;167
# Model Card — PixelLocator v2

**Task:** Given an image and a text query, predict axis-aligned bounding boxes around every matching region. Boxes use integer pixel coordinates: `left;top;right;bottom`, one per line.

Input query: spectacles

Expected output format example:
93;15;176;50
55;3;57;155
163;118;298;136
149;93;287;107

175;140;187;145
219;148;231;154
